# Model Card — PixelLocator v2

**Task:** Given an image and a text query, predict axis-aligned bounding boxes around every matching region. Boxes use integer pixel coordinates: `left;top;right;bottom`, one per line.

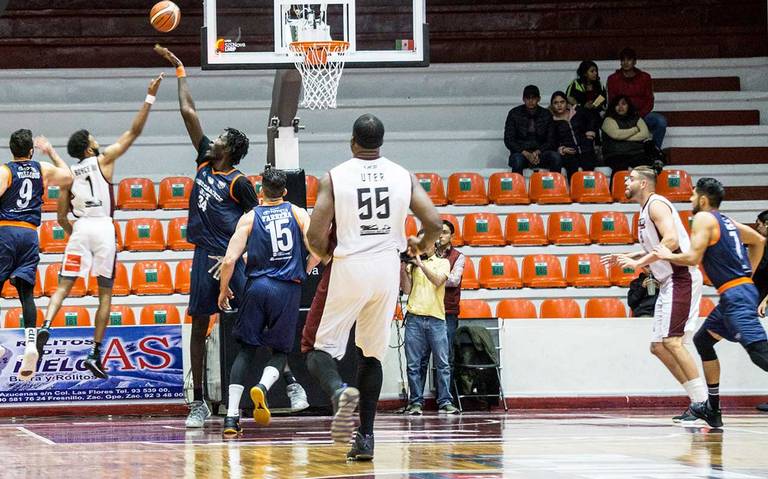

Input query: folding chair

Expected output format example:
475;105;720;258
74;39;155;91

452;318;508;412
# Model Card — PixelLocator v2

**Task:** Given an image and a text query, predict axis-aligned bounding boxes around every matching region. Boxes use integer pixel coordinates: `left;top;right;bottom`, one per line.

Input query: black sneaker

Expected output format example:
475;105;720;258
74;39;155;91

346;431;374;461
331;385;360;445
689;400;723;428
36;326;51;358
673;407;702;424
222;416;242;438
84;353;109;379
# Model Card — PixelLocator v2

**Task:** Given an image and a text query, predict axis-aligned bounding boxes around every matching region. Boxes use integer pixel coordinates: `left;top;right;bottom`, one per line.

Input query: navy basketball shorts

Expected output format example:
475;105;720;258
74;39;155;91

233;275;302;352
0;226;39;286
702;283;768;346
188;246;246;316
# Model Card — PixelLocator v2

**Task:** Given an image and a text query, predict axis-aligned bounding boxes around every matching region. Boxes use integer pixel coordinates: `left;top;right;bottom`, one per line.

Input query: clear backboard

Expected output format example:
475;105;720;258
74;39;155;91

201;0;429;70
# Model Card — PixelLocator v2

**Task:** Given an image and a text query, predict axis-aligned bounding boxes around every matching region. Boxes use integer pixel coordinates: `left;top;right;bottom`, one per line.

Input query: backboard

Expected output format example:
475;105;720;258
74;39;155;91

202;0;428;70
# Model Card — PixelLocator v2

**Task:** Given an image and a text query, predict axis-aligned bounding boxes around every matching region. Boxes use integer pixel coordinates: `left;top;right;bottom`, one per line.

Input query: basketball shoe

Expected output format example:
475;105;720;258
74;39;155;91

250;384;271;426
346;430;374;461
331;385;360;444
222;416;243;438
185;400;211;428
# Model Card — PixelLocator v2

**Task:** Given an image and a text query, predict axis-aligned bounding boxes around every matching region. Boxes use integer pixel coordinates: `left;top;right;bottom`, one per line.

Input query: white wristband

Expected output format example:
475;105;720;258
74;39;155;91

145;94;156;105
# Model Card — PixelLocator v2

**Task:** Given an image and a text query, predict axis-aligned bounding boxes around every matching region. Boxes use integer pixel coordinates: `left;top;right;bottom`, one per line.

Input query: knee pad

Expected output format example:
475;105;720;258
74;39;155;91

694;329;719;362
746;341;768;372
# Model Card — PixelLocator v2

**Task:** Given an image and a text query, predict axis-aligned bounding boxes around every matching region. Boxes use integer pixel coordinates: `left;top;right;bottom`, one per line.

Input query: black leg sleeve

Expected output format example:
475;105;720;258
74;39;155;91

306;349;343;398
356;348;383;436
12;278;37;329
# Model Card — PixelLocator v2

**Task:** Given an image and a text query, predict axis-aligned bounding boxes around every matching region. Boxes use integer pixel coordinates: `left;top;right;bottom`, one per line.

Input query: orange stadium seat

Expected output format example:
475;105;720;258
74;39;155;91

565;254;610;287
679;210;694;236
488;172;529;205
611;170;631;203
589;211;633;244
140;305;181;325
39;220;70;253
131;260;174;295
529;171;571;204
447;172;488;205
540;299;581;319
463;213;505;246
124;218;166;251
87;262;130;296
458;299;493;319
496;299;537;319
1;270;42;298
113;221;124;252
700;297;717;317
305;175;318;207
656;169;693;202
522;254;567;288
609;263;640;287
42;183;64;212
461;256;479;290
3;308;43;328
570;171;612;203
51;306;90;327
175;259;192;294
43;263;86;297
108;305;137;326
404;215;419;238
415;173;447;206
504;212;547;246
478;255;522;289
167;217;194;251
632;212;639;242
248;175;264;199
547;212;590;245
585;298;627;318
117;178;157;210
440;214;463;246
158;176;193;209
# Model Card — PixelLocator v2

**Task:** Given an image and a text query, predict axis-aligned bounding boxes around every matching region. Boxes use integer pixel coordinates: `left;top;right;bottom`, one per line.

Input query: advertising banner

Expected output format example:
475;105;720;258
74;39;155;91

0;326;184;405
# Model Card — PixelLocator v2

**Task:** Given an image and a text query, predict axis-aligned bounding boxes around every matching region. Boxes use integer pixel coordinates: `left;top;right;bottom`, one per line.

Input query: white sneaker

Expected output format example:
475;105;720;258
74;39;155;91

185;400;211;428
286;382;310;412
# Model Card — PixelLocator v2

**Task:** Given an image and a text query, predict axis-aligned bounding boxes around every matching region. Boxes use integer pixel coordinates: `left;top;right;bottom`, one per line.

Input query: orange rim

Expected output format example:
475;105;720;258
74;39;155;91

289;41;349;66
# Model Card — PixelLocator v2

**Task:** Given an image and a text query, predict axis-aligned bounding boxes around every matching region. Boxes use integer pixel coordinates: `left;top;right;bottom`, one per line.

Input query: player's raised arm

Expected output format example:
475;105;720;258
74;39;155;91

154;44;204;149
655;211;716;266
218;211;255;310
734;220;766;272
35;137;73;188
100;73;163;169
408;173;442;253
307;173;335;259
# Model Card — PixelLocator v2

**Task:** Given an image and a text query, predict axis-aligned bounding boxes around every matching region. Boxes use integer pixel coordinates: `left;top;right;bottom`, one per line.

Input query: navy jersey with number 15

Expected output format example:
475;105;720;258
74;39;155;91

246;201;308;283
0;160;43;227
701;210;752;290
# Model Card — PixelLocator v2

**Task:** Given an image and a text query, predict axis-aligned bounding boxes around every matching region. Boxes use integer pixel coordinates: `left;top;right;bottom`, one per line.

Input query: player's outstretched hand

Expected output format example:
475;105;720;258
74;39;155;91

600;254;619;266
148;73;164;96
33;136;53;156
616;255;639;270
653;244;673;260
154;44;182;67
758;296;768;318
218;288;234;312
406;235;422;258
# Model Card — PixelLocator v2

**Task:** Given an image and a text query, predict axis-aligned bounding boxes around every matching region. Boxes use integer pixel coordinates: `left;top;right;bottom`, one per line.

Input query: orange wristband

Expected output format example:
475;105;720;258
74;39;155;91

176;66;186;78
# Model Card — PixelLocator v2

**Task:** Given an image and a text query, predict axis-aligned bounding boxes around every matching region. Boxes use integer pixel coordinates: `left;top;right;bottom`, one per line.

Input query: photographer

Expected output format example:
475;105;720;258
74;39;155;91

400;231;459;415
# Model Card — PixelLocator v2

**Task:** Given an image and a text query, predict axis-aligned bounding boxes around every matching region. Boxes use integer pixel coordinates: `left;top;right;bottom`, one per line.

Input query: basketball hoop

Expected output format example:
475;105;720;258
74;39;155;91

288;41;349;110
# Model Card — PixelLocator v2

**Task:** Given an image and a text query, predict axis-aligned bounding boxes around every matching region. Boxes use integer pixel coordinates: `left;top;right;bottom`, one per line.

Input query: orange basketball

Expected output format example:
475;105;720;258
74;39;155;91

150;1;181;33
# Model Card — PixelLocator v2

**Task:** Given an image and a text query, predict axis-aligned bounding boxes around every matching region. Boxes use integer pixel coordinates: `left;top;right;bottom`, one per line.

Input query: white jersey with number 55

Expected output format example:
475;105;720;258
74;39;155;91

69;156;113;218
330;157;412;258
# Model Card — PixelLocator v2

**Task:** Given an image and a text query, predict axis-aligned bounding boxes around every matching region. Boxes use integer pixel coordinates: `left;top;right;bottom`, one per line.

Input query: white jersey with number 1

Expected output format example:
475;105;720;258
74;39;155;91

69;155;113;218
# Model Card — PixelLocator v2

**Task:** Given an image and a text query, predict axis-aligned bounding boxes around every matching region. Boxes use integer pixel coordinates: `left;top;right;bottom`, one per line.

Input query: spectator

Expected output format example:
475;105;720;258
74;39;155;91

753;210;768;412
549;91;599;181
601;95;652;177
504;84;562;175
607;48;667;149
400;231;459;416
566;60;608;141
627;270;659;317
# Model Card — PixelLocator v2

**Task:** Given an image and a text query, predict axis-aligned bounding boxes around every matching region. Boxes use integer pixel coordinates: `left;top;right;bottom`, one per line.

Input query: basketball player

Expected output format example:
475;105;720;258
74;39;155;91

217;168;315;437
39;74;164;379
302;114;442;460
655;177;768;428
602;165;707;422
0;130;72;380
154;44;259;428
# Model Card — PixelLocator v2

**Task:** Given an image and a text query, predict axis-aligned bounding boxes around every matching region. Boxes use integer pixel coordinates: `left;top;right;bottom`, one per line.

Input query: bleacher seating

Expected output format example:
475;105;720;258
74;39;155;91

505;213;548;246
51;306;90;327
1;270;42;298
589;211;633;244
131;261;174;295
448;172;488;205
611;170;631;203
140;305;181;325
158;176;193;210
463;213;505;246
86;262;130;296
117;178;157;210
570;171;612;203
547;212;590;245
656;169;694;202
416;173;448;206
488;172;529;205
44;263;87;297
522;254;567;288
440;214;463;246
305;175;319;207
584;298;627;318
124;218;166;251
3;308;43;328
565;254;611;287
529;171;571;204
461;257;479;290
108;305;136;325
39;220;70;253
167;217;194;251
540;298;582;319
477;255;522;289
496;299;537;319
458;299;492;319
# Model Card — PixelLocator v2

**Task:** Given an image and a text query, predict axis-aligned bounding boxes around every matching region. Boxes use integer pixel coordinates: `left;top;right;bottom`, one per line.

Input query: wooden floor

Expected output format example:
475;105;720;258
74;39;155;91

2;409;768;478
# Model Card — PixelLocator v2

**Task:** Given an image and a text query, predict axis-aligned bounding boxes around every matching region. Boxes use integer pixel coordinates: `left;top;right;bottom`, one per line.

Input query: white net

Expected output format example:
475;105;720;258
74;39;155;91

289;41;349;110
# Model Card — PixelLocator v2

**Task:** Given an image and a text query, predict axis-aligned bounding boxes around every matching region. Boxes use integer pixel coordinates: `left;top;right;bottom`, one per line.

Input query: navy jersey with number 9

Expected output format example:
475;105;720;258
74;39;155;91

246;201;308;283
0;160;43;226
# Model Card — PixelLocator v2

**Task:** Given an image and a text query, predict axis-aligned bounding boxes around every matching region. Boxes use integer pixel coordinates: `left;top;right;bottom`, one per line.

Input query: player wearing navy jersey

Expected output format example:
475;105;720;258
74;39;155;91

656;177;768;428
155;44;259;428
39;74;164;380
217;168;316;437
0;130;72;380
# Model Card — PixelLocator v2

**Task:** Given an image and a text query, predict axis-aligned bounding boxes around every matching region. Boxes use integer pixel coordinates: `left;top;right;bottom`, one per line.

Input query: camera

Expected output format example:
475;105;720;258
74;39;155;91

400;251;428;264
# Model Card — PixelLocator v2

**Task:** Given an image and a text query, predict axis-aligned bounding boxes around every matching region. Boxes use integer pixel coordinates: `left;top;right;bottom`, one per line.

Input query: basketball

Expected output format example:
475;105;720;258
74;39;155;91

149;1;181;33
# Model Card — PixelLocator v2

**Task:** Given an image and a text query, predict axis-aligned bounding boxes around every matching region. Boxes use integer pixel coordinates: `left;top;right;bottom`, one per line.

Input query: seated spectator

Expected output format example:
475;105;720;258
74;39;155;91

607;47;667;149
602;95;652;176
504;84;562;175
549;91;598;181
627;270;659;317
565;60;607;141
